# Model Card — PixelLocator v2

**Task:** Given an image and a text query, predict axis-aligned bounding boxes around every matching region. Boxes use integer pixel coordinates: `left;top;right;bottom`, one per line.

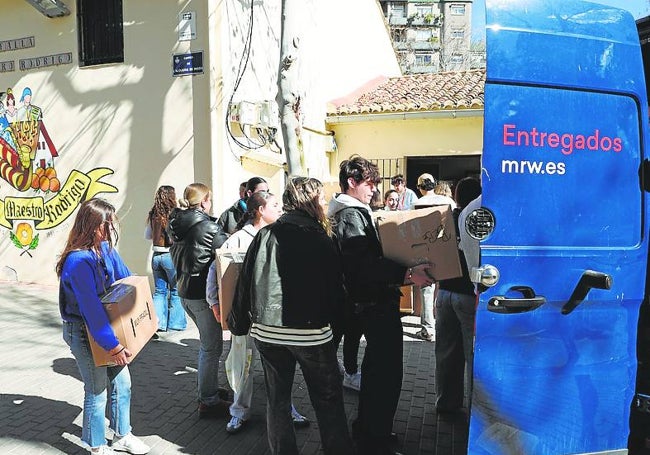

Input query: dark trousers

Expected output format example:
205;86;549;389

255;339;354;455
332;306;364;374
355;302;403;454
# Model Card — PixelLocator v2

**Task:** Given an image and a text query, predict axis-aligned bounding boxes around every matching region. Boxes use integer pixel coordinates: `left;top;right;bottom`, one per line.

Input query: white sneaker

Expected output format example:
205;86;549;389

111;432;150;454
90;446;114;455
343;371;361;392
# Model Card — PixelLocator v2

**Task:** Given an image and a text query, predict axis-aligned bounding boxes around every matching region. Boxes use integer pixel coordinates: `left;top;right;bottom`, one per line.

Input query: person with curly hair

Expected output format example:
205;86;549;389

145;185;186;332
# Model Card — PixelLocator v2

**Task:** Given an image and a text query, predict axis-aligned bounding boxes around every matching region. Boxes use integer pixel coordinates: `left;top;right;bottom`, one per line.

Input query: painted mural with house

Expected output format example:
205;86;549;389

0;85;118;262
0;0;401;284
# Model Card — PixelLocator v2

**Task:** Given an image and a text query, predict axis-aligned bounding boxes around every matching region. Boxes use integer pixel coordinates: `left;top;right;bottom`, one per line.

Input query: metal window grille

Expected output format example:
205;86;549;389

371;158;405;193
77;0;124;67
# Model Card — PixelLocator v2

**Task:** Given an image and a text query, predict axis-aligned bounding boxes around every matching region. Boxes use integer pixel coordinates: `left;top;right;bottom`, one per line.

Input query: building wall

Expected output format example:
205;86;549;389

0;0;399;284
326;113;483;177
441;0;473;70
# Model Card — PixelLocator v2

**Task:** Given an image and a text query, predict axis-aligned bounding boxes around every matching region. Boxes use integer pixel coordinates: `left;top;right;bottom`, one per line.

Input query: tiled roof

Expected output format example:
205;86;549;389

327;68;485;116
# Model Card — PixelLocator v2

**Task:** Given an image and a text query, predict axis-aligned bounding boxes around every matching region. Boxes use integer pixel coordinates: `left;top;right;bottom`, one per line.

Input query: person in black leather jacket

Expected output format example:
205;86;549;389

231;177;354;455
328;156;432;455
167;182;230;419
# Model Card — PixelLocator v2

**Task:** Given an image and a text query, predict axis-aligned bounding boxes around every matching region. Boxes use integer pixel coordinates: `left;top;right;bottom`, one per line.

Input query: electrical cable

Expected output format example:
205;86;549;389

225;0;266;152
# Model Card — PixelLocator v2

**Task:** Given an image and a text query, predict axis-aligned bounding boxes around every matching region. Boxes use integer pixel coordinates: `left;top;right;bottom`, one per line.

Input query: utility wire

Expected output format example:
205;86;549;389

226;0;266;151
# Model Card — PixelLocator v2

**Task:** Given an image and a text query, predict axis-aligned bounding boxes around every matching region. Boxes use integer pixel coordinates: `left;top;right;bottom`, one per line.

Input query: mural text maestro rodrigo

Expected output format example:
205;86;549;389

3;196;44;221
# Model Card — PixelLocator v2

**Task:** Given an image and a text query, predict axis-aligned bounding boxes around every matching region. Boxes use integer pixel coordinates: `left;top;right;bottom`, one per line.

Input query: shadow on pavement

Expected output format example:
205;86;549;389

0;393;84;454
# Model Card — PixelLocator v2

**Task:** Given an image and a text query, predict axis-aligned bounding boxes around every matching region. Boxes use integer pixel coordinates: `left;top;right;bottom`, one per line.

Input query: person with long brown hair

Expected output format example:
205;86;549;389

167;183;230;418
230;177;353;455
145;185;186;332
57;199;150;455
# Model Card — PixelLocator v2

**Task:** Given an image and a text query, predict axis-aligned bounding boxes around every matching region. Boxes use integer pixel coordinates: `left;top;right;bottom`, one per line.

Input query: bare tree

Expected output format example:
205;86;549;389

276;0;304;176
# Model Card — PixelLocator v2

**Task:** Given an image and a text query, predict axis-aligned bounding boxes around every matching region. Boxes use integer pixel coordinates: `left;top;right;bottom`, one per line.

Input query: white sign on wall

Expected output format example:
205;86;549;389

179;11;196;41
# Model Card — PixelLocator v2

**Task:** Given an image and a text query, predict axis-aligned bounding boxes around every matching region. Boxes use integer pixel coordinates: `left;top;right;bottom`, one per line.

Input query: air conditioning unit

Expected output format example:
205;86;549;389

259;100;279;128
229;101;260;125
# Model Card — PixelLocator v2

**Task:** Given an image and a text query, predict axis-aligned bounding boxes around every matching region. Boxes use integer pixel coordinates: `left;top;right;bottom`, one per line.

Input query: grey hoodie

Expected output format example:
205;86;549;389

327;193;372;218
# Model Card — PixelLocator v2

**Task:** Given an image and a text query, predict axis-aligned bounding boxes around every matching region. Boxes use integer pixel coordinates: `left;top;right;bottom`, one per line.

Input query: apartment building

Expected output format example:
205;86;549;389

378;0;473;74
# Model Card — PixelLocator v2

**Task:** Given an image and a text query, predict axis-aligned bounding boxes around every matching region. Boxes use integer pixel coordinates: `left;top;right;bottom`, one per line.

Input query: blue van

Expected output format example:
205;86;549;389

467;0;649;453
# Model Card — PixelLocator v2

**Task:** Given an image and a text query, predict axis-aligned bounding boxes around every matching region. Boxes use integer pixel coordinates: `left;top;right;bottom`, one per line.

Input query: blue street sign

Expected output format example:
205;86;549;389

172;51;203;77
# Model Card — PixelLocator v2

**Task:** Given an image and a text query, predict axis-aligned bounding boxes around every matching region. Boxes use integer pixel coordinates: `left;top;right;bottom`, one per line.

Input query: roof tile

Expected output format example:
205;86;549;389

327;69;485;116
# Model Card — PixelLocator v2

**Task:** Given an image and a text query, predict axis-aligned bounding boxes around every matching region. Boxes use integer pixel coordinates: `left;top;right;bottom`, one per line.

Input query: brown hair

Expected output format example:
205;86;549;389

56;198;118;277
179;183;211;209
433;181;452;198
338;155;381;192
147;185;176;225
235;191;275;231
283;177;330;235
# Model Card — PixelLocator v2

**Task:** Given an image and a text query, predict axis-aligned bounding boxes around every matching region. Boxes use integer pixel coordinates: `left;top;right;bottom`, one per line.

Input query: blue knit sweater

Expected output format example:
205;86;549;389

59;241;131;351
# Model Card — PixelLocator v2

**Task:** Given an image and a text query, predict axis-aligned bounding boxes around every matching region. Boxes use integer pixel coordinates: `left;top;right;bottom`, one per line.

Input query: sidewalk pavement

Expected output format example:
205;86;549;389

0;280;468;455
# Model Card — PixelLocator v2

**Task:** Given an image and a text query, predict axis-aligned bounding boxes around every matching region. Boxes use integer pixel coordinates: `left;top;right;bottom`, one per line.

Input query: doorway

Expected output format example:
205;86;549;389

405;155;481;196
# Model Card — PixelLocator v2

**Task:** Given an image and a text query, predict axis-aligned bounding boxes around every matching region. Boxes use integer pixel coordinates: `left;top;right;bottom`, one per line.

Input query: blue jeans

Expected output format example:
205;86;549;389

434;288;476;411
181;298;224;405
255;339;354;455
152;252;186;331
62;321;132;448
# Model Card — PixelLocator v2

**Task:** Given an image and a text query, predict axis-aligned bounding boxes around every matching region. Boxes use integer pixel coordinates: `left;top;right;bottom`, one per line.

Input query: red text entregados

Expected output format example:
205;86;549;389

502;124;622;156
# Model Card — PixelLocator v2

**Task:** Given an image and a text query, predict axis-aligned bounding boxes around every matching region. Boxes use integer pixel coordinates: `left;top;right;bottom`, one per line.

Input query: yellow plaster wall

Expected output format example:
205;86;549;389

327;115;484;177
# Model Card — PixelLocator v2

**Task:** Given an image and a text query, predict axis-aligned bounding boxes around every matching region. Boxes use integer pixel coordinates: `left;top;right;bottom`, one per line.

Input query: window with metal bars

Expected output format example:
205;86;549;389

77;0;124;67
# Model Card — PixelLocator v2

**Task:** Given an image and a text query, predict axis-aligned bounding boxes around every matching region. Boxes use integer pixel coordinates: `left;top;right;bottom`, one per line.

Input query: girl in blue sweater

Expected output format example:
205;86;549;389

57;199;149;455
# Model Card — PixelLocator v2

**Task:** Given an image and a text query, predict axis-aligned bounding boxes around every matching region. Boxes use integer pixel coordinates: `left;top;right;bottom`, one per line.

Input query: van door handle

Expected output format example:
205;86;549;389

561;270;612;315
487;286;546;314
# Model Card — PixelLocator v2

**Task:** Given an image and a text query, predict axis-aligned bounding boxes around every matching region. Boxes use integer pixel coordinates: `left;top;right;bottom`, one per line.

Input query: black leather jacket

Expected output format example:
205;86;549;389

217;200;245;235
230;210;345;335
328;195;406;310
167;208;227;299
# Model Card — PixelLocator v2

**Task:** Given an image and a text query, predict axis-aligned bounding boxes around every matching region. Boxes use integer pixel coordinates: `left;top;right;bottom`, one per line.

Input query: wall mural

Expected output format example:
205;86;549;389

0;86;118;257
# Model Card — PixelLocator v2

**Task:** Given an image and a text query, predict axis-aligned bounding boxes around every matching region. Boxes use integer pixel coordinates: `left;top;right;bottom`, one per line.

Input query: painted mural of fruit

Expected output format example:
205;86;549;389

10;222;39;257
39;175;49;192
49;177;60;192
31;165;60;193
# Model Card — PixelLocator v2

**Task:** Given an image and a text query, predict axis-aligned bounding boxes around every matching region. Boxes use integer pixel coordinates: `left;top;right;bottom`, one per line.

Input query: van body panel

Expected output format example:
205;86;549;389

468;1;649;454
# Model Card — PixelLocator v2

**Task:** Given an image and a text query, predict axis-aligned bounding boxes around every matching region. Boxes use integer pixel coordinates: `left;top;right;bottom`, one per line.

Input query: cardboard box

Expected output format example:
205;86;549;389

374;206;462;281
399;285;414;314
87;275;158;367
215;249;248;330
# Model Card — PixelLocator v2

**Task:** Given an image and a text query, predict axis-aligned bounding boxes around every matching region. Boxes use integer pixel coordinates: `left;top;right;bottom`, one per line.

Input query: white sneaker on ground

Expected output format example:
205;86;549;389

226;415;247;434
111;432;150;454
343;371;361;392
90;446;114;454
291;404;310;427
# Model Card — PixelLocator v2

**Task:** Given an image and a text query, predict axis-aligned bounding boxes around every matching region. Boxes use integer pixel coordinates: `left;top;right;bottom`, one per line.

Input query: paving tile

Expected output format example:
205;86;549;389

0;281;468;455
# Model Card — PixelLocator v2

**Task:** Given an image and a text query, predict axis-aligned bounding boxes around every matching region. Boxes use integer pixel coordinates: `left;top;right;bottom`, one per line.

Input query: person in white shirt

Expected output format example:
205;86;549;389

412;173;456;341
390;174;417;210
